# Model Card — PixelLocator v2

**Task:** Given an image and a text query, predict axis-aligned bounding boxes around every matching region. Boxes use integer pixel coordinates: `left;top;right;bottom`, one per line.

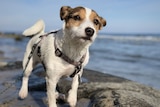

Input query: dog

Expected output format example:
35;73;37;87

19;6;106;107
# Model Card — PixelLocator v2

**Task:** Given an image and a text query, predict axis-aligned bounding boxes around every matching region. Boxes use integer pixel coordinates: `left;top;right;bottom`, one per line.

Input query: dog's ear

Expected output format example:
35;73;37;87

60;6;72;20
99;17;107;29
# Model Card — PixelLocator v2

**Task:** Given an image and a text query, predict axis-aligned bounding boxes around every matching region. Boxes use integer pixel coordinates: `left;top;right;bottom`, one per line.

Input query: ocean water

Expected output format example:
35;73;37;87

87;33;160;89
0;33;160;89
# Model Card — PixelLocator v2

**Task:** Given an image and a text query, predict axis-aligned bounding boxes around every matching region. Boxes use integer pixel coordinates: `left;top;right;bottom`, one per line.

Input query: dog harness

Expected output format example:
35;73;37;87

24;31;86;78
54;38;86;77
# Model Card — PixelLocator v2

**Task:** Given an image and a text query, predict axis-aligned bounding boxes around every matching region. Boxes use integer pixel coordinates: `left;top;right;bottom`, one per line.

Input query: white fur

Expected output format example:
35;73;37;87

23;19;45;36
85;7;92;20
19;7;103;107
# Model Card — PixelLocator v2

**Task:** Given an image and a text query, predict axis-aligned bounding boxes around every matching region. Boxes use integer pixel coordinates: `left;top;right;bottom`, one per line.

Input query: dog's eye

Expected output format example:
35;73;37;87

73;15;81;21
93;19;99;25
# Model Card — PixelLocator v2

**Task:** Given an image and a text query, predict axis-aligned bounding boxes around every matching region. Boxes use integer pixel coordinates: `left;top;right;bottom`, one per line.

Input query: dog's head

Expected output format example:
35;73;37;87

60;6;106;43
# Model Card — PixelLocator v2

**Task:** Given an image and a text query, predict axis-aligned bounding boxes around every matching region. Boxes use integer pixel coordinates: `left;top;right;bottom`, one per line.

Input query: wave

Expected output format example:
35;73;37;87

97;35;160;42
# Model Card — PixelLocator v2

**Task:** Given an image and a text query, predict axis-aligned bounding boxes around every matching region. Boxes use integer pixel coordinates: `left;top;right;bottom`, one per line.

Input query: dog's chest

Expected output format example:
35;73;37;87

39;35;76;76
63;64;75;76
39;32;89;77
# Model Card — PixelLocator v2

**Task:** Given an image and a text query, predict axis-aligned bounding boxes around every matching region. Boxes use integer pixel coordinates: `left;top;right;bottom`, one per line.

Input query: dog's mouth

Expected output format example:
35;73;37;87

81;37;92;41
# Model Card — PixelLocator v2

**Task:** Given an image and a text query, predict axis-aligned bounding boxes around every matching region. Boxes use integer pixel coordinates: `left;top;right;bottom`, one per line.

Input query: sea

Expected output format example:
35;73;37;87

0;33;160;89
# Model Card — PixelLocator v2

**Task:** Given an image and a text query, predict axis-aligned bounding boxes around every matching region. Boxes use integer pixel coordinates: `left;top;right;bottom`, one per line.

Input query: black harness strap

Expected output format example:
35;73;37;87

23;40;41;74
23;31;57;75
54;37;86;78
37;31;58;58
37;46;41;57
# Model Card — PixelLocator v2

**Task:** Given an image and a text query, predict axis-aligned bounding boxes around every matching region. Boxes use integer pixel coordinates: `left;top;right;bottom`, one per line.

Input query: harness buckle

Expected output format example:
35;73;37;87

55;48;62;57
70;63;82;78
37;46;41;57
76;63;82;71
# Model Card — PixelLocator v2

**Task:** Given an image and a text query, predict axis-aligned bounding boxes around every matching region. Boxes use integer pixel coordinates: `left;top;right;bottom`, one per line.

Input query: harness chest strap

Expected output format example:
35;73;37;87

54;37;86;78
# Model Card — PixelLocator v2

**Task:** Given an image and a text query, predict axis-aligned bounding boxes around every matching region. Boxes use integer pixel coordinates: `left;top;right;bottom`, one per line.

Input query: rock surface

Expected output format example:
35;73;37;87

0;62;160;107
78;82;160;107
58;70;160;107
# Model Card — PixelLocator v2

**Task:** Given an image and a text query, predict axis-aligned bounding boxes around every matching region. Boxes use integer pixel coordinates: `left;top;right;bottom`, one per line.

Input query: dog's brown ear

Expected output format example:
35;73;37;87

60;6;72;20
99;17;107;29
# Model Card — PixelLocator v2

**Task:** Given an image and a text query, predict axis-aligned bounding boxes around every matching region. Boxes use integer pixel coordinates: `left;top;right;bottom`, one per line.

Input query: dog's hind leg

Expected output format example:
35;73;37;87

19;55;37;99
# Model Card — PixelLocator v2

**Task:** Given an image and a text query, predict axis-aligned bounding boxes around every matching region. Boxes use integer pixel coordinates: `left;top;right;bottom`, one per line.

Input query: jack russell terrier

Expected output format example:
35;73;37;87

19;6;106;107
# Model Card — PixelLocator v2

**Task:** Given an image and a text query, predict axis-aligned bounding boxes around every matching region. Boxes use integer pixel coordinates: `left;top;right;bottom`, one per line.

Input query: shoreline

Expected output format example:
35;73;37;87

0;61;160;107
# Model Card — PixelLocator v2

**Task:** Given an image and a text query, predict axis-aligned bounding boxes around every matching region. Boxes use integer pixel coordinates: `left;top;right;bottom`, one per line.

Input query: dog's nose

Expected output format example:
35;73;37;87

85;27;94;37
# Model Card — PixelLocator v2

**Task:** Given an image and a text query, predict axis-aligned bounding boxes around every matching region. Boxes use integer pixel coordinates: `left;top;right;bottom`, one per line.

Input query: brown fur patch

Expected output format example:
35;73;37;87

89;11;100;32
65;7;86;28
62;6;106;31
60;6;72;20
90;10;106;32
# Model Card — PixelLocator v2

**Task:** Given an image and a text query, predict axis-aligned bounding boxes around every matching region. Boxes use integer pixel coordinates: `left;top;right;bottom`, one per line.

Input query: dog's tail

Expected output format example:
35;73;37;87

23;19;45;36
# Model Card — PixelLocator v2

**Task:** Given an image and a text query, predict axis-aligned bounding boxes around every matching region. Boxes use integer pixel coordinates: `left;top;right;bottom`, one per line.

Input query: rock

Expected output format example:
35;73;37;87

31;67;160;107
0;33;23;41
0;61;22;70
0;50;4;55
0;62;8;67
57;78;160;107
0;62;160;107
78;82;160;107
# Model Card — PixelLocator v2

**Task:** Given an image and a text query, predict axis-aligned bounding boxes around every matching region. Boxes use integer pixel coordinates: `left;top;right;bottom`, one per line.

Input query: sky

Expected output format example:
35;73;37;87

0;0;160;34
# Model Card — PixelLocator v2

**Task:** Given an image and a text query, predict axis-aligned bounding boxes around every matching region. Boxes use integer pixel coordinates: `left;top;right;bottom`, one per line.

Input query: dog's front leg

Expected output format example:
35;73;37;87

67;70;82;107
46;76;59;107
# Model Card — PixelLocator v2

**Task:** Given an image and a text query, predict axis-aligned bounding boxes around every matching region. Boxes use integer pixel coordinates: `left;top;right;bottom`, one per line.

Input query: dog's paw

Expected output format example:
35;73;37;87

67;98;77;107
55;92;66;104
56;92;66;100
18;88;28;99
67;90;77;107
58;93;66;100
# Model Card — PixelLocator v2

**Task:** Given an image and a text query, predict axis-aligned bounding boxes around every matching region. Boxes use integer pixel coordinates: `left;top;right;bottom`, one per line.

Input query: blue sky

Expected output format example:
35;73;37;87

0;0;160;34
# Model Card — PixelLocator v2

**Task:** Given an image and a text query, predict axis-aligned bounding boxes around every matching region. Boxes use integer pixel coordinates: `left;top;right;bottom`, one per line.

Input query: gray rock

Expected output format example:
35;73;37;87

0;62;160;107
55;69;160;107
0;61;22;70
0;62;8;67
78;82;160;107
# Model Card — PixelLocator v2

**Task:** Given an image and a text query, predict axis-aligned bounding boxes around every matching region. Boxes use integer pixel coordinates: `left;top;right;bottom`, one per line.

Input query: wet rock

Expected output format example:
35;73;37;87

78;82;160;107
29;67;160;107
58;81;160;107
0;33;23;41
0;50;4;56
0;62;8;67
0;61;22;71
0;62;160;107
